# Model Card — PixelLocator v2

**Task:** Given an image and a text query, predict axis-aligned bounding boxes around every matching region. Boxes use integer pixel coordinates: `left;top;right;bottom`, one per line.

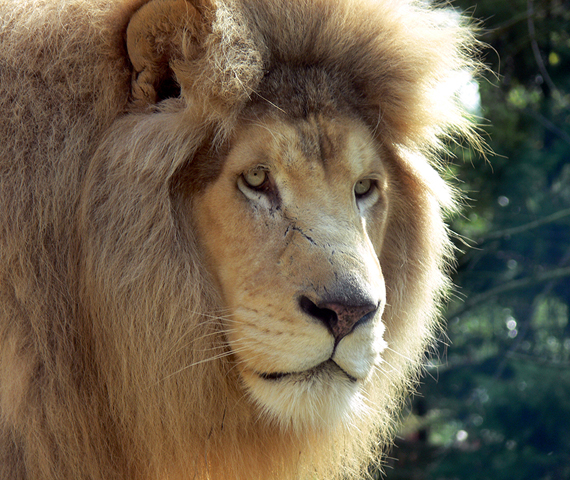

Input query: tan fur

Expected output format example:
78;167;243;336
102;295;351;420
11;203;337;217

0;0;480;479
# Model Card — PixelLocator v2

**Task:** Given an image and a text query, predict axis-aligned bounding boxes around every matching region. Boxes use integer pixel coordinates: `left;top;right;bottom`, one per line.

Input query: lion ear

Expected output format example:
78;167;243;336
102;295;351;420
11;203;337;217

126;0;214;107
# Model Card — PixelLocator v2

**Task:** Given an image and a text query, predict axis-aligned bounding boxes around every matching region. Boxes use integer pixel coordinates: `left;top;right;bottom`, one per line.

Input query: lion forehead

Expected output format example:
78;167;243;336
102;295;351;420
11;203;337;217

226;113;385;188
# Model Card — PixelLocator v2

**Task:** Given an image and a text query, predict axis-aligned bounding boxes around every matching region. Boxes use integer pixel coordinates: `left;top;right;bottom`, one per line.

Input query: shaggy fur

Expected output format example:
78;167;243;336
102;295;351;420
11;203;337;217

0;0;480;479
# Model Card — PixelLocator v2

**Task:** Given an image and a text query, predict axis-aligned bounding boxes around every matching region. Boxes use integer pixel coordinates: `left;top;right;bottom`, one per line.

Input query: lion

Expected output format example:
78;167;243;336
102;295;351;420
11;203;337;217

0;0;480;479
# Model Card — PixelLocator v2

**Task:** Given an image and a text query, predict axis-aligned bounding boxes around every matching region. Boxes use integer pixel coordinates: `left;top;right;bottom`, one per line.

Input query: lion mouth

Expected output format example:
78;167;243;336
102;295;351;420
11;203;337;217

258;360;358;383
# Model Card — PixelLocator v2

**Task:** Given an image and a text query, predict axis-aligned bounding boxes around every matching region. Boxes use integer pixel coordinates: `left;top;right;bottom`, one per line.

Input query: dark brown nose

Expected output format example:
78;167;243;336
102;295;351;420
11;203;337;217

299;295;378;342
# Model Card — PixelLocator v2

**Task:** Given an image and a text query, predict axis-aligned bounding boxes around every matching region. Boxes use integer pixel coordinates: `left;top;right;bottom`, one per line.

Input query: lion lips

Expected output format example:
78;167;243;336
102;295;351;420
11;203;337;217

256;319;388;384
258;360;358;383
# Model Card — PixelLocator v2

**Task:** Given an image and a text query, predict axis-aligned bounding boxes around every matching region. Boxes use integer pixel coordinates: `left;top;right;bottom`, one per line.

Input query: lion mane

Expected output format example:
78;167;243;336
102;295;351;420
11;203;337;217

0;0;480;479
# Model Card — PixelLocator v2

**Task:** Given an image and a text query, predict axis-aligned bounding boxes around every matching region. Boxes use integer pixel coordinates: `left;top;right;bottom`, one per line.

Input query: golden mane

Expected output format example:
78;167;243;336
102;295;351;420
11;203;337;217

0;0;480;479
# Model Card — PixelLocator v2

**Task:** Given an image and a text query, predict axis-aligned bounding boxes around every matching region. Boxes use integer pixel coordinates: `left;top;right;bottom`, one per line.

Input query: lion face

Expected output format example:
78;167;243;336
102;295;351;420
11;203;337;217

192;112;389;428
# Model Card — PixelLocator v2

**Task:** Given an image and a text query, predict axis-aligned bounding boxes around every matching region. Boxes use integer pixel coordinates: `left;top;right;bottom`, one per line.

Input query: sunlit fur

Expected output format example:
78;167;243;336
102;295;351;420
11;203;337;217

0;0;480;479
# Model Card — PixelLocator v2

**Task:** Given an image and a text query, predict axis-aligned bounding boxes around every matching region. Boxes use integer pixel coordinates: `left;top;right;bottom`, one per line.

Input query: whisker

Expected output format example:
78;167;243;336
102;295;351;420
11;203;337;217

248;121;282;143
154;346;252;386
385;346;415;364
252;92;287;115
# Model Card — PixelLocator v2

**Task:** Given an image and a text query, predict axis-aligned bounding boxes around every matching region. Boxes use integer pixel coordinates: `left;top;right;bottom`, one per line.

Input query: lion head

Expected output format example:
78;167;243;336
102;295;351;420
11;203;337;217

0;0;480;479
191;102;389;428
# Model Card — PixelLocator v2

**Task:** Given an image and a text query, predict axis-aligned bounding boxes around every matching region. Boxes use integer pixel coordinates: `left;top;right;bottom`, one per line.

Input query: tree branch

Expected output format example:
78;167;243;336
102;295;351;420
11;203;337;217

478;208;570;242
524;108;570;147
506;351;570;369
448;266;570;318
527;0;558;95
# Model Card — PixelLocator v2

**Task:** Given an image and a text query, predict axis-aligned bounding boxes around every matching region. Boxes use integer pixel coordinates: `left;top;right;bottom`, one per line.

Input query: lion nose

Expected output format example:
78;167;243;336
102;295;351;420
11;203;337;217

299;295;379;342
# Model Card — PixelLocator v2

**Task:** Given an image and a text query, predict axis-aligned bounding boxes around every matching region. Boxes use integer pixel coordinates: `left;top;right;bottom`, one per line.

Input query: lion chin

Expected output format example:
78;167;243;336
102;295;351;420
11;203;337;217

244;315;388;426
0;0;481;479
246;361;367;428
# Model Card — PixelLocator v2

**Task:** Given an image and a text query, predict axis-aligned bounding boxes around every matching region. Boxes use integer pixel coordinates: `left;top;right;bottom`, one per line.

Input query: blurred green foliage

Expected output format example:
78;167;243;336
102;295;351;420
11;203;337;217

383;1;570;479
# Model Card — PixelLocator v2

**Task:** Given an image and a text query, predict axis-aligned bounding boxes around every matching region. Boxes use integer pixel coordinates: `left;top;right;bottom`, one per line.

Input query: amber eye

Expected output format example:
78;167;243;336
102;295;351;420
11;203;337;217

243;168;267;189
354;178;373;197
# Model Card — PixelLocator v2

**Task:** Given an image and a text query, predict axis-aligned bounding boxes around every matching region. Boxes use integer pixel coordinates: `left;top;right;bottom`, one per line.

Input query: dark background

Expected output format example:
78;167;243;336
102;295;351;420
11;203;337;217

383;1;570;479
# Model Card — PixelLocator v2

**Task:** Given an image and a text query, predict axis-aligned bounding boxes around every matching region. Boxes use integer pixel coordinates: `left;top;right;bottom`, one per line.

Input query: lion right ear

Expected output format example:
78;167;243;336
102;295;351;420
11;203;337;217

126;0;214;107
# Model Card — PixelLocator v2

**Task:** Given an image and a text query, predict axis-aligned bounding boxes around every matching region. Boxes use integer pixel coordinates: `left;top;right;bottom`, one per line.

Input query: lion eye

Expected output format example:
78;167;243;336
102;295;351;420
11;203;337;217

354;178;373;197
243;169;267;189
